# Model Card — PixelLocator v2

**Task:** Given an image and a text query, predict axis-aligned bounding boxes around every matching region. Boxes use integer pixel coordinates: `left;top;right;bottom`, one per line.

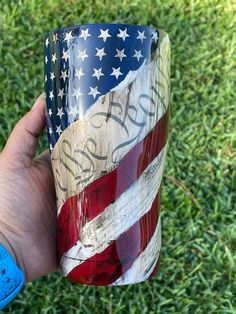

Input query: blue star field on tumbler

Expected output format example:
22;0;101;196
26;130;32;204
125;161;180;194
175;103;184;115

44;24;159;151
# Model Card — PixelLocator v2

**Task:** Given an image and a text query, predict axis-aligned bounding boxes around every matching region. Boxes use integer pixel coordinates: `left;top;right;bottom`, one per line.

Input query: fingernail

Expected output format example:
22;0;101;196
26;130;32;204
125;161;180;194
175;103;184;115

31;92;46;111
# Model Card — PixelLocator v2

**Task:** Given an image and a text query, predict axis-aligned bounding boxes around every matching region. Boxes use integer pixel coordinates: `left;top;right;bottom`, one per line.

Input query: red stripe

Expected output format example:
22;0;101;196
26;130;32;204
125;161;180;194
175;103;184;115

57;109;169;255
66;190;161;286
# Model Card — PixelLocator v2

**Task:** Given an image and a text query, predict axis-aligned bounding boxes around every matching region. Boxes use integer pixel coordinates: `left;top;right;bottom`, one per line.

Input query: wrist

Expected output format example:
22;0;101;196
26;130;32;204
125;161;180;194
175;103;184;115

0;235;25;309
0;231;17;263
0;229;25;281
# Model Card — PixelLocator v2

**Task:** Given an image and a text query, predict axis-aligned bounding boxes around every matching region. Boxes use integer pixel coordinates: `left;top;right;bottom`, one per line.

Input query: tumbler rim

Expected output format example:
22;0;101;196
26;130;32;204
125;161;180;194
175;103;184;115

45;23;157;38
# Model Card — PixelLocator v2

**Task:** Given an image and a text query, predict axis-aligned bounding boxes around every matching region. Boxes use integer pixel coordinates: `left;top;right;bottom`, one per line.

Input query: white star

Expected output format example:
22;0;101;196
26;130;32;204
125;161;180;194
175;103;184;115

50;72;55;81
79;28;91;41
133;49;143;61
75;68;84;79
45;75;47;82
152;31;158;43
48;127;53;135
57;107;65;119
115;48;126;61
72;88;82;100
88;86;101;99
48;109;52;116
64;31;73;44
45;37;49;47
49;143;53;152
77;49;88;61
110;67;123;79
92;67;104;80
52;53;57;64
137;30;146;43
68;106;79;117
98;29;111;42
95;47;106;61
60;70;68;82
117;28;130;41
45;56;48;64
49;90;54;100
58;88;65;99
52;33;58;43
56;125;63;136
62;49;70;62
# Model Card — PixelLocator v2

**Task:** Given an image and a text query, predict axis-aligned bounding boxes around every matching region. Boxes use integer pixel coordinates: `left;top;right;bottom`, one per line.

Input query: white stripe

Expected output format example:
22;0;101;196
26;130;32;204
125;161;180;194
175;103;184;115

110;217;161;286
60;145;167;276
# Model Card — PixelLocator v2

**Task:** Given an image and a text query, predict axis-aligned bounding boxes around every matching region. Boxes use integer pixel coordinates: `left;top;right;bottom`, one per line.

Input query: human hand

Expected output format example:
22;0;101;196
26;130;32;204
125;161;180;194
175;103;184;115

0;94;57;283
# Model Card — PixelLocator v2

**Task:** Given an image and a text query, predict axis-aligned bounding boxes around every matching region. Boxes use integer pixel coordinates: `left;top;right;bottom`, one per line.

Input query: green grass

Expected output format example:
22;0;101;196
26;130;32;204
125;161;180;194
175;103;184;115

1;0;236;313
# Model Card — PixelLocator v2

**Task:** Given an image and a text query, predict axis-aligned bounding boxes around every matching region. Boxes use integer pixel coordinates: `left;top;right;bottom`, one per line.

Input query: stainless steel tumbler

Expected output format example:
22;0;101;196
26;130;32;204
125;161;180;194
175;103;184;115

44;23;170;286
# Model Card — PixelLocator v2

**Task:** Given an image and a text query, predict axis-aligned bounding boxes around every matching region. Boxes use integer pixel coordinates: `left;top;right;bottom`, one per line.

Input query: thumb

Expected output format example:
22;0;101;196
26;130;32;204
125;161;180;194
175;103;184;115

3;93;46;166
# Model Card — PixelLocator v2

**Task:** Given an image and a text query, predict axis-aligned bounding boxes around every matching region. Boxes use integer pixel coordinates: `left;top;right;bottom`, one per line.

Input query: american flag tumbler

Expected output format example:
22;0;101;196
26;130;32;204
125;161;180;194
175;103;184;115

44;23;170;286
